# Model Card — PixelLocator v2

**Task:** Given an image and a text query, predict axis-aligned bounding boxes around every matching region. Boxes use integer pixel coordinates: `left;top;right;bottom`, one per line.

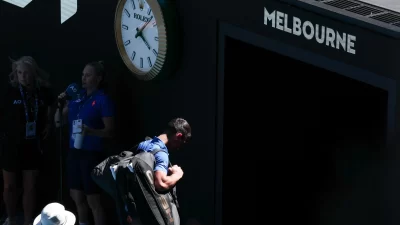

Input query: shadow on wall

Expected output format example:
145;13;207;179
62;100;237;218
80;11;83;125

97;63;143;153
112;72;143;150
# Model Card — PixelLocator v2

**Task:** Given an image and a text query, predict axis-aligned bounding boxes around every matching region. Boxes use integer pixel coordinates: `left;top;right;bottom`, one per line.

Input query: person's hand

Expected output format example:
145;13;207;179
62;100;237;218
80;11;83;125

57;92;66;107
42;124;51;140
169;165;180;172
168;165;184;178
78;124;92;135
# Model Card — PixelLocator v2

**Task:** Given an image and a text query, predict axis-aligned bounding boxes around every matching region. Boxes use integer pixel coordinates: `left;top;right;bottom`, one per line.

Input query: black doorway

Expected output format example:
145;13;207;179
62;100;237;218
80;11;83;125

221;36;388;224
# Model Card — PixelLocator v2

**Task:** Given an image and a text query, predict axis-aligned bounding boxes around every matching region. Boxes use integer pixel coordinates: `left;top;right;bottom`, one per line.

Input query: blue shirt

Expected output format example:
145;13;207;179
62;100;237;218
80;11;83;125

68;89;115;151
137;137;169;174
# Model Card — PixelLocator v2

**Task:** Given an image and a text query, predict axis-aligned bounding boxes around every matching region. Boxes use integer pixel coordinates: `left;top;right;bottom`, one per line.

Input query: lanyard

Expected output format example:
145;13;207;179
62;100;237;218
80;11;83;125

19;84;38;122
76;91;96;119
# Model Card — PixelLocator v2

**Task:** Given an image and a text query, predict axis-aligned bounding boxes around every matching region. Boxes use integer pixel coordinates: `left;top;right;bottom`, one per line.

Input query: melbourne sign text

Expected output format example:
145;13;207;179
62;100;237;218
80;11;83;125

264;7;356;55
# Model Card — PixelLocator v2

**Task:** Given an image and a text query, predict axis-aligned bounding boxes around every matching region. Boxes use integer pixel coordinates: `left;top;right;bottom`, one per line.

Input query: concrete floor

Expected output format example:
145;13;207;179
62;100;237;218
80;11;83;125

361;0;400;13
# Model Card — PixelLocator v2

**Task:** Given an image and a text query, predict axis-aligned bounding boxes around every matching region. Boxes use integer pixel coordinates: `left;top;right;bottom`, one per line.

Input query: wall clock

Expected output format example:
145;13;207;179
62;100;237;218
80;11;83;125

115;0;180;81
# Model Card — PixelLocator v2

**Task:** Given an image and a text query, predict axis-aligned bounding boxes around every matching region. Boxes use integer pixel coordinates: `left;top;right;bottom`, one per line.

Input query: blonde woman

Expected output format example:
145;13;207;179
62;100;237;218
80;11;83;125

0;56;55;225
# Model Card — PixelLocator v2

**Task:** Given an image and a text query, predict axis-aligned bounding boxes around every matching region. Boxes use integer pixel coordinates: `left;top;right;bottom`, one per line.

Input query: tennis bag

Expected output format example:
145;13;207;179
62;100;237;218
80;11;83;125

91;139;180;225
116;148;180;225
91;148;137;200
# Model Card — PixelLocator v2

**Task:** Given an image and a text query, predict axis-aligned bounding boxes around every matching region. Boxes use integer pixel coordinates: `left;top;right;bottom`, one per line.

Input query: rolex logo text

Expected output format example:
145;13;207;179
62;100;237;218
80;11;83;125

134;13;151;22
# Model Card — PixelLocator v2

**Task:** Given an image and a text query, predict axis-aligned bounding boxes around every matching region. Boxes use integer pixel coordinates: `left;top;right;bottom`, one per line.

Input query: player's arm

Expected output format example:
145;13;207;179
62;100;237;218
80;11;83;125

153;152;183;192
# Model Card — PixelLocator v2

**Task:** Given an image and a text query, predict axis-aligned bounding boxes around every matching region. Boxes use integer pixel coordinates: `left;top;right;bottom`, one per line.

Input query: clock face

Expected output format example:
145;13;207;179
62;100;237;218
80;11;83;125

119;0;159;73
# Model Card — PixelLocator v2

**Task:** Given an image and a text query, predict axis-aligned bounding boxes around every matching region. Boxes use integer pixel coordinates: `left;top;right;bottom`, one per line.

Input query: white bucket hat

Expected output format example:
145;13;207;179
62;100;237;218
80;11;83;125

33;203;76;225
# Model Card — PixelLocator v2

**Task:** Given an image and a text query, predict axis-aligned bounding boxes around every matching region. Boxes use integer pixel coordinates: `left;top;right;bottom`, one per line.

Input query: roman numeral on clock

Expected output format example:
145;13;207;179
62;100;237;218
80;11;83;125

147;57;152;67
152;49;158;56
122;25;128;30
140;57;143;68
124;40;131;46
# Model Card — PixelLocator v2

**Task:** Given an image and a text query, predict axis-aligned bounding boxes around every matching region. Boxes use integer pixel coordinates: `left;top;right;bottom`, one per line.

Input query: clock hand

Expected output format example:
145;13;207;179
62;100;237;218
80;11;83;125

134;27;151;50
140;35;151;50
135;27;141;38
137;16;153;34
134;16;154;39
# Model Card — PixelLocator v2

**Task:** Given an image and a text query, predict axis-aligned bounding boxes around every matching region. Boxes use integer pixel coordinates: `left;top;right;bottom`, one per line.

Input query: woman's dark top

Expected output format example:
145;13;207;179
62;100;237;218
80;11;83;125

0;84;55;142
